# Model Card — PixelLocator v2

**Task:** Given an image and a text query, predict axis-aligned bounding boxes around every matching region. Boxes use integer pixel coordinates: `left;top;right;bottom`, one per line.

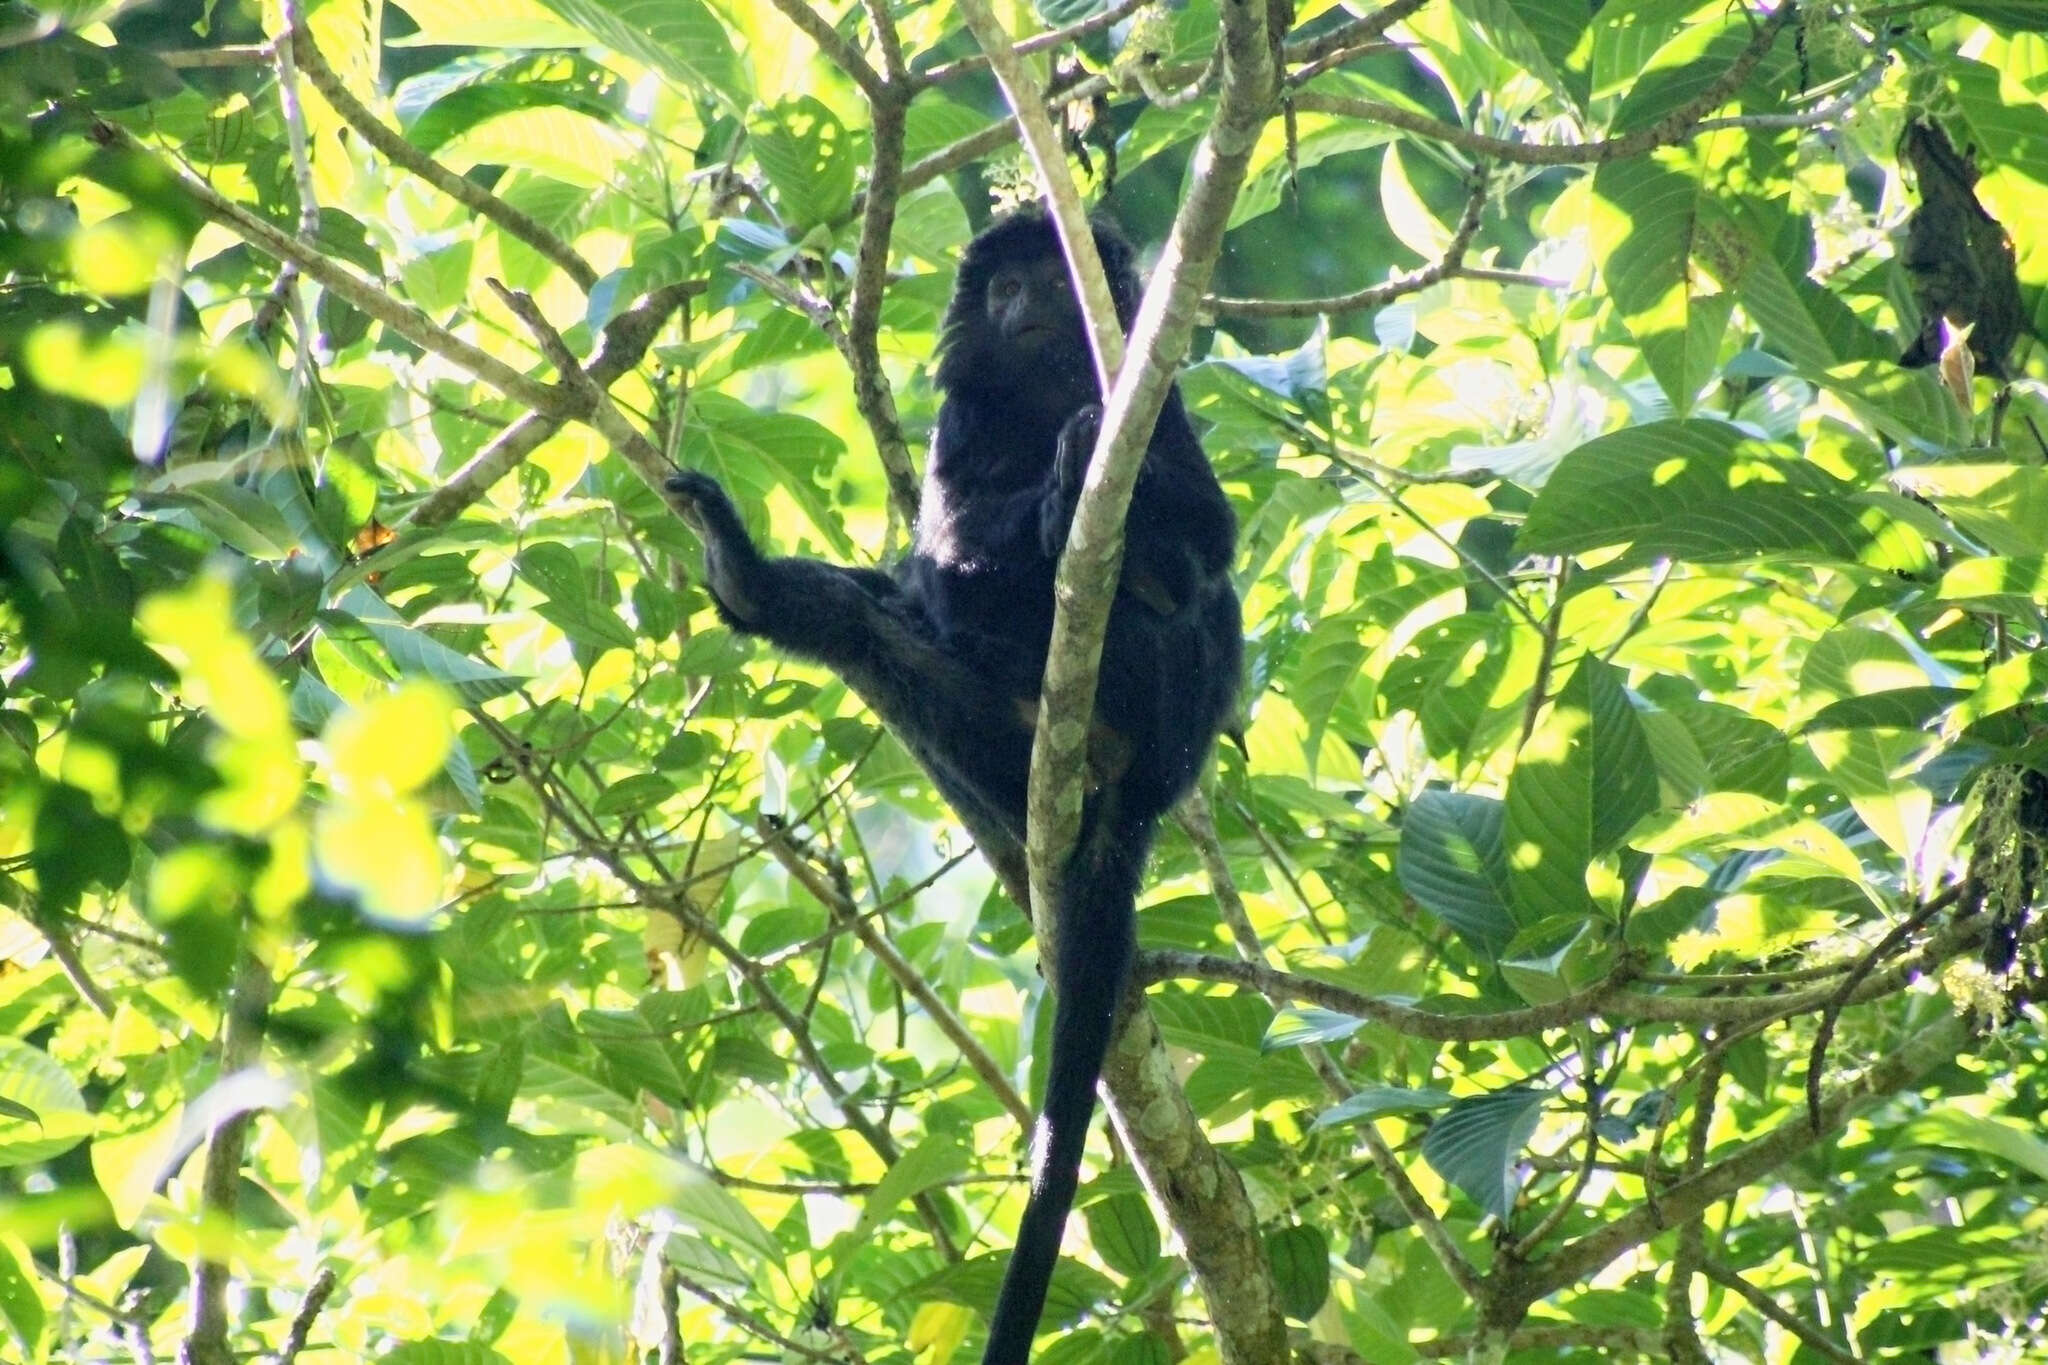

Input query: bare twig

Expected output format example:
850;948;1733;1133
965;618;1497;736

400;280;700;531
97;123;556;410
271;1268;338;1365
766;0;883;98
35;918;113;1016
1513;1011;1971;1308
757;819;1033;1127
1805;887;1956;1130
843;83;921;525
1699;1259;1863;1363
1660;1051;1722;1364
1207;163;1488;318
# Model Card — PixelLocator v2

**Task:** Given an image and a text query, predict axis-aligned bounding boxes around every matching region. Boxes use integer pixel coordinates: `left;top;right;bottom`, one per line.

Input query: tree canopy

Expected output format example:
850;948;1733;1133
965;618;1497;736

3;1;2048;1363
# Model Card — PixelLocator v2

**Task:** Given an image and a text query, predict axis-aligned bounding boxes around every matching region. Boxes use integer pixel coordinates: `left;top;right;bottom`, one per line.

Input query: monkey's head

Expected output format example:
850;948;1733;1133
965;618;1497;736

935;208;1141;414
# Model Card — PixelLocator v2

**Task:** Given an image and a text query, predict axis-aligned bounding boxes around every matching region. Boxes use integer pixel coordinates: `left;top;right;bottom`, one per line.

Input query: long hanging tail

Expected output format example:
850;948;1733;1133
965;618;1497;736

981;807;1151;1365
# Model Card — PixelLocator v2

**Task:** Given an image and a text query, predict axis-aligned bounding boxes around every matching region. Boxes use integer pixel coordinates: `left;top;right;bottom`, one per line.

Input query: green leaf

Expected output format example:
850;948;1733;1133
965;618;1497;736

1894;464;2048;556
1421;1087;1550;1220
1800;687;1966;734
1313;1086;1457;1130
1083;1193;1160;1278
850;1137;970;1249
376;1343;513;1365
1505;658;1658;923
529;0;747;109
1266;1223;1331;1320
1937;555;2048;613
1590;158;1730;412
0;1238;44;1364
336;587;526;704
1520;419;1926;571
0;1039;90;1168
1909;1109;2048;1182
1262;1006;1368;1052
1398;790;1516;953
749;96;858;232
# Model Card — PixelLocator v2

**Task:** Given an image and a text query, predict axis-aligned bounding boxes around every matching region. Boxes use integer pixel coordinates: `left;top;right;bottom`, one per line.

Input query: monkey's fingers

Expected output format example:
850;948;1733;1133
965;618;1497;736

661;470;727;532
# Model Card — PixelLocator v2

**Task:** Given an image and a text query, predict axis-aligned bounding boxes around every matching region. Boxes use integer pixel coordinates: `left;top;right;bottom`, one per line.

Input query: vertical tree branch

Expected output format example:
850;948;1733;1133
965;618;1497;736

178;954;274;1365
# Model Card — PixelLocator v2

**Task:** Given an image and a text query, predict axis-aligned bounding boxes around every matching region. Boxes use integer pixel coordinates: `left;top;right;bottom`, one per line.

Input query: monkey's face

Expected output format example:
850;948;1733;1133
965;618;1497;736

985;252;1084;350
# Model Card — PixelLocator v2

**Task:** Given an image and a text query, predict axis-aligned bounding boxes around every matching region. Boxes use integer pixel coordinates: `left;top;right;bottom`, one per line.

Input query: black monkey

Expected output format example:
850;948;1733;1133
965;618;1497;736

660;209;1240;1364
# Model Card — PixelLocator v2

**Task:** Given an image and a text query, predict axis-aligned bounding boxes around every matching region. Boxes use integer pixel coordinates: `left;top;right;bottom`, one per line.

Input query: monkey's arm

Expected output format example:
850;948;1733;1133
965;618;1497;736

664;471;1039;839
663;472;903;664
1132;394;1236;577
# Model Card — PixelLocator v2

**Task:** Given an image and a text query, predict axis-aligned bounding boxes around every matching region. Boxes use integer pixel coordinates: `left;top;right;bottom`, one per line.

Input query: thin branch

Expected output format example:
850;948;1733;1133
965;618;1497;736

1660;1051;1722;1364
1515;1010;1972;1307
766;0;884;99
1511;1074;1604;1258
1693;56;1888;134
1699;1259;1863;1363
843;81;921;526
1409;1324;1661;1358
891;0;1431;207
1520;561;1571;746
669;1266;861;1364
657;1260;683;1365
35;918;113;1016
859;0;908;81
1359;1121;1485;1301
180;955;274;1365
1805;887;1956;1130
95;123;557;411
1287;37;1410;89
757;819;1033;1128
289;22;597;289
270;1268;338;1365
1284;0;1432;71
1206;162;1487;319
918;0;1152;85
1292;2;1796;167
400;280;700;531
157;44;272;68
1142;901;1995;1039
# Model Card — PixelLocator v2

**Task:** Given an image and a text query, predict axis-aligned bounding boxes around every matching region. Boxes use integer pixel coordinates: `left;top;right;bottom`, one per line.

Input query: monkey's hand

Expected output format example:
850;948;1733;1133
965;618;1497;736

663;471;766;624
1041;404;1101;559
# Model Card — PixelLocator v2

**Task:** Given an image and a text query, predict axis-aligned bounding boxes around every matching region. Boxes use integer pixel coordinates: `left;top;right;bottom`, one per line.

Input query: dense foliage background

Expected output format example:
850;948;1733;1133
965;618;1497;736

3;0;2048;1362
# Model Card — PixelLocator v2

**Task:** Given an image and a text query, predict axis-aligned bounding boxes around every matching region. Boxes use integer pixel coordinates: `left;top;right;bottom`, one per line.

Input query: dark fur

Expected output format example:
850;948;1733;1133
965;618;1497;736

660;210;1240;1364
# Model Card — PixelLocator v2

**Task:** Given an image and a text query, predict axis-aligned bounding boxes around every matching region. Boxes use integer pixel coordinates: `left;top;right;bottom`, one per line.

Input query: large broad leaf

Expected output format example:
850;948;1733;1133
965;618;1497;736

376;1344;513;1365
1398;790;1516;953
1590;154;1731;413
749;96;859;232
1313;1085;1457;1131
0;1039;91;1167
529;0;747;109
849;1137;969;1250
1421;1087;1550;1221
1504;657;1659;923
1519;419;1926;573
1893;464;2048;557
1266;1223;1331;1321
1083;1193;1161;1278
332;587;526;704
1263;1006;1369;1052
1910;1109;2048;1183
0;1238;42;1364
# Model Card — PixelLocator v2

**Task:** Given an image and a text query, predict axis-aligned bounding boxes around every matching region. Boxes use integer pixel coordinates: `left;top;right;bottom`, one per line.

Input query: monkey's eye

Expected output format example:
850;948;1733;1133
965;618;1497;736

992;275;1023;301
